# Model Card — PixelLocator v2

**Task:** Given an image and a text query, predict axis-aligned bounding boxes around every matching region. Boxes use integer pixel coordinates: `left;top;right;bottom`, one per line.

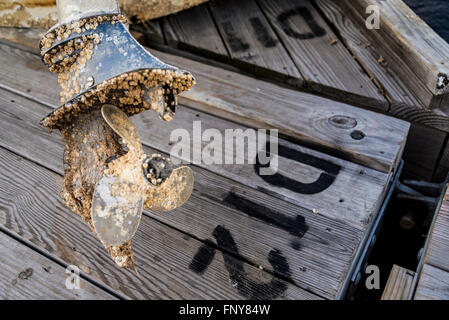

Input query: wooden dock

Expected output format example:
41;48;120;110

0;0;447;300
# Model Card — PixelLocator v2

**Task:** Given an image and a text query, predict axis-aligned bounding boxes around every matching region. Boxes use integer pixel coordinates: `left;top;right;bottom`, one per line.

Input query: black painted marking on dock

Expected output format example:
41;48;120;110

223;192;308;247
249;17;278;48
189;225;291;299
277;7;326;40
255;142;341;195
221;21;250;52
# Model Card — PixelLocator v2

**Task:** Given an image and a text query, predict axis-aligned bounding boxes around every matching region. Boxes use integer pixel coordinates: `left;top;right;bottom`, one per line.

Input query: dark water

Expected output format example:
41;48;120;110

404;0;449;43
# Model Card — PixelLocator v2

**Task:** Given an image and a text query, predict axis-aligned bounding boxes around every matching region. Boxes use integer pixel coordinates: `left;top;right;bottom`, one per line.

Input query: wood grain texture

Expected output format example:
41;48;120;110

424;190;449;273
313;0;422;108
414;188;449;300
0;232;116;300
0;27;45;50
389;102;449;133
414;264;449;300
381;264;415;300
208;0;301;78
257;0;387;110
0;143;315;299
165;3;229;58
341;0;449;109
0;41;410;174
0;87;361;298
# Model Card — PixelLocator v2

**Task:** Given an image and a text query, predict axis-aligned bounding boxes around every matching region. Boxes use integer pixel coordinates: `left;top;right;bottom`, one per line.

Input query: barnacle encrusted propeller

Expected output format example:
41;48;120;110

38;0;196;268
91;105;194;246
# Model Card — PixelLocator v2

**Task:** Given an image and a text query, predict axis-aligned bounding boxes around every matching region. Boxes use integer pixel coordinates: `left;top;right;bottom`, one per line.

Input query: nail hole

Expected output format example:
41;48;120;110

351;130;365;140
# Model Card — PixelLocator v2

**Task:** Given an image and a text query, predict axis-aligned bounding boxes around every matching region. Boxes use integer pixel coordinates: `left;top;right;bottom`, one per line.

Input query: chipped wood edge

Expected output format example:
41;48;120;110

344;0;449;102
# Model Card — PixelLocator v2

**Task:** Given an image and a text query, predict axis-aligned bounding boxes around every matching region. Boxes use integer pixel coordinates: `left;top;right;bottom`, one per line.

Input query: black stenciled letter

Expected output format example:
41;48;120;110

249;17;278;48
189;226;291;299
277;7;326;39
221;21;250;52
255;142;341;195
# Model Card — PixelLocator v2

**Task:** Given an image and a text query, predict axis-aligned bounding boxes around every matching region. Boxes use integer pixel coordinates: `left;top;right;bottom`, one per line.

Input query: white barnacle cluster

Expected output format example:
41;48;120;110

40;13;127;55
41;68;195;129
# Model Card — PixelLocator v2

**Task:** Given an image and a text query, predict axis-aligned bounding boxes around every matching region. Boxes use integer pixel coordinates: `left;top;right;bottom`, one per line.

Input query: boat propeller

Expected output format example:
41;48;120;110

91;104;194;246
38;0;196;268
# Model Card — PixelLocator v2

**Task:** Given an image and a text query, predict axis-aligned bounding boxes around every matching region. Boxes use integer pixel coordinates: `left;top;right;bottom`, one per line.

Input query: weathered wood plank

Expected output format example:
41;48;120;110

0;40;410;174
0;143;315;300
414;264;449;300
381;264;415;300
401;124;446;181
0;27;46;51
0;85;365;299
0;232;116;300
341;0;449;109
313;0;423;108
165;3;229;58
258;0;387;110
424;190;449;272
208;0;302;78
413;186;449;300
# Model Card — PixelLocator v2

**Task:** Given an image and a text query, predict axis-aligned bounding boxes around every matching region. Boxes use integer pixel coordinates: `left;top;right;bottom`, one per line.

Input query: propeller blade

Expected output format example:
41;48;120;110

101;104;143;153
91;174;143;246
144;166;194;212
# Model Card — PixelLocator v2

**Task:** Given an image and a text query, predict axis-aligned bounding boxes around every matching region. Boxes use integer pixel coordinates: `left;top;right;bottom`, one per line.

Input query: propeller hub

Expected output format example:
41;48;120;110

143;155;174;186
